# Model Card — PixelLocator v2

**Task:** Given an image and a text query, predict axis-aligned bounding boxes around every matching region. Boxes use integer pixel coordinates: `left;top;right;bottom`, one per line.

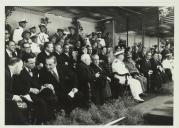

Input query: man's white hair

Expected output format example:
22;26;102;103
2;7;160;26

81;54;90;63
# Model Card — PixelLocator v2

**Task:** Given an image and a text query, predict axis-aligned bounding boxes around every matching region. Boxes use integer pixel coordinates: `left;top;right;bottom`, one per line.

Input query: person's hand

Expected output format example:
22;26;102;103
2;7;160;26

12;95;22;102
148;70;153;75
30;88;40;94
44;84;55;94
95;72;100;78
22;94;33;102
72;88;78;93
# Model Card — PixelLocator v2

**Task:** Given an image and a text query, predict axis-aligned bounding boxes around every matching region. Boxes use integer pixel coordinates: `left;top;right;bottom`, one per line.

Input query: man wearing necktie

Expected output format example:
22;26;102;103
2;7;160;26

39;55;78;114
18;53;56;124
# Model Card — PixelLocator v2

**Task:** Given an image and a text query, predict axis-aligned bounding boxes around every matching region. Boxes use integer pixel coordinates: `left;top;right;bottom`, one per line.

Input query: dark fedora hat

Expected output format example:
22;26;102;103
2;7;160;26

21;30;31;38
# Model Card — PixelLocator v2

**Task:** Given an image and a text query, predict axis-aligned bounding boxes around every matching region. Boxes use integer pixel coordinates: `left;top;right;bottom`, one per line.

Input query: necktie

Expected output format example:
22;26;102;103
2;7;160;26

51;70;59;82
29;69;33;77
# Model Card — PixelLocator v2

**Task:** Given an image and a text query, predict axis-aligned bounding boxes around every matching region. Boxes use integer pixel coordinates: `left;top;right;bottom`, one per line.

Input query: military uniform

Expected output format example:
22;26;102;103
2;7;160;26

112;59;143;101
13;26;24;44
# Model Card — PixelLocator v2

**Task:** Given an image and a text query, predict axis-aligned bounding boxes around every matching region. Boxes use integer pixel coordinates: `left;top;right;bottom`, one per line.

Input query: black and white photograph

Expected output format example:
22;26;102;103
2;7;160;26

4;4;175;126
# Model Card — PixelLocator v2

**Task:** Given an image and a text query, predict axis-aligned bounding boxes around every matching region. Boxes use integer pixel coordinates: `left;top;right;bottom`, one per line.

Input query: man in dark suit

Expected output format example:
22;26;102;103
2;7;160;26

59;44;76;70
5;57;26;125
53;43;63;66
18;42;32;59
18;53;56;124
150;53;165;91
90;54;110;105
5;41;19;66
36;42;54;70
39;55;78;114
76;54;97;108
139;52;153;92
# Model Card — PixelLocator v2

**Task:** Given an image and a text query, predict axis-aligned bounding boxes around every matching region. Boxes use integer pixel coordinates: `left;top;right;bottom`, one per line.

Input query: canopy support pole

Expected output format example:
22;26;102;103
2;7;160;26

126;15;129;47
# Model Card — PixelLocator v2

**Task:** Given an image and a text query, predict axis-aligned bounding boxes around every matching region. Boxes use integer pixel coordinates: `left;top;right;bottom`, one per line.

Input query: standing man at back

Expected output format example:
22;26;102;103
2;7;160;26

13;19;28;44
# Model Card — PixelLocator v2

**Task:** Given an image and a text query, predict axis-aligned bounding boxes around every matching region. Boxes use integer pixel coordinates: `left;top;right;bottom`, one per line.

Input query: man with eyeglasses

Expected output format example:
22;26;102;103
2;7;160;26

19;42;32;59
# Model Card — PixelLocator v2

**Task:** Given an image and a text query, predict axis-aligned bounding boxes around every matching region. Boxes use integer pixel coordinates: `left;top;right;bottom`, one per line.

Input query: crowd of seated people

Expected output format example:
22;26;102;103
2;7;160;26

5;19;174;125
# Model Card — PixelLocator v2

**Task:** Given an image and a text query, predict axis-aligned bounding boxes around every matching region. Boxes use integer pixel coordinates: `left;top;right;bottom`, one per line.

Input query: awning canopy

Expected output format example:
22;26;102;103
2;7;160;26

16;6;174;37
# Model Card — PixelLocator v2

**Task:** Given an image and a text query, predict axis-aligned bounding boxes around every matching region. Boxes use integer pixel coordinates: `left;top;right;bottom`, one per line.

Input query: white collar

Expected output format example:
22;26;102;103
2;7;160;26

45;50;50;56
6;49;12;54
8;67;13;77
25;67;31;72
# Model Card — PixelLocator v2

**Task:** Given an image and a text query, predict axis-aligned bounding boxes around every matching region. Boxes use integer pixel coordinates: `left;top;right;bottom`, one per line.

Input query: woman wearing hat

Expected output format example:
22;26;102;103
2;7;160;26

112;49;144;102
18;30;32;48
37;24;49;45
29;26;37;37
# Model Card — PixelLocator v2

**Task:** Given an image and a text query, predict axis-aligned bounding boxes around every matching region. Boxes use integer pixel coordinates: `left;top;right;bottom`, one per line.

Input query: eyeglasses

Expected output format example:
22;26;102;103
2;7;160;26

24;46;31;49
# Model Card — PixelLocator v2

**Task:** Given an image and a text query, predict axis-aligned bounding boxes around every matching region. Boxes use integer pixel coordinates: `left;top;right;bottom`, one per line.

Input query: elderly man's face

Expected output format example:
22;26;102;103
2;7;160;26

92;55;99;66
15;60;23;75
84;56;91;66
45;58;57;72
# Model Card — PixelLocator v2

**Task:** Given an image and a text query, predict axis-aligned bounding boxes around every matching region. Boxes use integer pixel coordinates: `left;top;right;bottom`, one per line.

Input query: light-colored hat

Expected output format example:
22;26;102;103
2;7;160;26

97;31;102;34
114;49;124;56
19;19;28;23
30;26;36;29
38;23;46;28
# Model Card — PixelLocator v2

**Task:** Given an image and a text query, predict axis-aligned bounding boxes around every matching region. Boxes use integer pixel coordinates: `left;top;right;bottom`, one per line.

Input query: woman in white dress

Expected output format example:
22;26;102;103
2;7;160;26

112;49;144;102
